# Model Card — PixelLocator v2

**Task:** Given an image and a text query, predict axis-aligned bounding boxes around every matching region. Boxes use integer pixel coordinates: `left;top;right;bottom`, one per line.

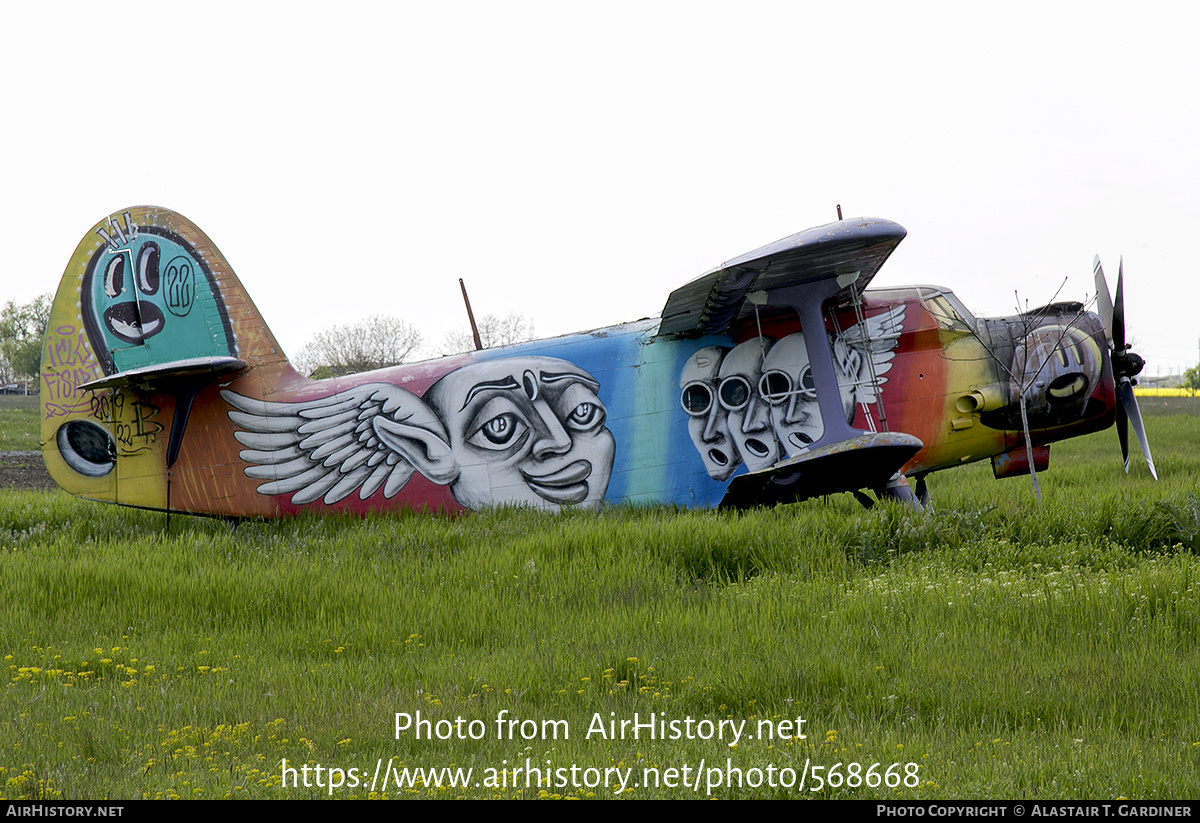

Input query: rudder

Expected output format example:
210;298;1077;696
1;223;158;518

41;206;295;509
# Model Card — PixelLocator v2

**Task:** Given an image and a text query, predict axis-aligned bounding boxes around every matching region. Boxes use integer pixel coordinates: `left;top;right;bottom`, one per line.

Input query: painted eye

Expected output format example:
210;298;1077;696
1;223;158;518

104;255;125;299
468;412;528;450
798;366;817;399
567;401;604;430
718;376;751;411
482;413;518;444
681;382;713;416
56;419;116;477
759;370;791;404
137;242;160;295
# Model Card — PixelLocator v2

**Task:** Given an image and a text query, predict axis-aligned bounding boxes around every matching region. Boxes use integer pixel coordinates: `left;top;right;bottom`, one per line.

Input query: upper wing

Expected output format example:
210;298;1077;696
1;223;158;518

222;383;453;505
657;217;907;337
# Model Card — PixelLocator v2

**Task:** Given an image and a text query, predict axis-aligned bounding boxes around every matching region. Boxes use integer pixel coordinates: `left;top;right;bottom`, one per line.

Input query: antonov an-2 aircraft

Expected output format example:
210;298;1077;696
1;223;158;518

39;206;1154;517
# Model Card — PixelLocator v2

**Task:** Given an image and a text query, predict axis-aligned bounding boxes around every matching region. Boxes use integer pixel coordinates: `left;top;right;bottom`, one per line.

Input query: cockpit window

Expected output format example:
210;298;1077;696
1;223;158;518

923;290;976;333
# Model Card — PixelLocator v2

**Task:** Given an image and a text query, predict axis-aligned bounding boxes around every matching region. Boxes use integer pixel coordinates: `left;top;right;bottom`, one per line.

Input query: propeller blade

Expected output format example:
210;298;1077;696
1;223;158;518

1112;257;1127;352
1093;255;1114;342
1117;378;1158;480
1100;256;1154;479
1116;388;1129;472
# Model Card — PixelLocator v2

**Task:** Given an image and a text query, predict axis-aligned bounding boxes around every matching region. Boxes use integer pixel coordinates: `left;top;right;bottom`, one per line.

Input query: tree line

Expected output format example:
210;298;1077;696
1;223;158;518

292;311;534;378
0;294;51;387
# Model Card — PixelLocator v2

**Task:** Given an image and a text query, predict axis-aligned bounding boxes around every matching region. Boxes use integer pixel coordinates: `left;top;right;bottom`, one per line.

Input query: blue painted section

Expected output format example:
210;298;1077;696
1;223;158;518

472;320;734;508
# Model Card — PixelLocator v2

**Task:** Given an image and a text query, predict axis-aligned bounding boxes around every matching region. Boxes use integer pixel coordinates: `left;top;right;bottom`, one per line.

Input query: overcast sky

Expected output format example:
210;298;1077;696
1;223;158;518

4;1;1198;375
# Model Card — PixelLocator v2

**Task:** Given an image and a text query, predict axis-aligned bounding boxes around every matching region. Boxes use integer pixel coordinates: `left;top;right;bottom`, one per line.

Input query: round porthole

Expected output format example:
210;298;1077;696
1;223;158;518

56;420;116;477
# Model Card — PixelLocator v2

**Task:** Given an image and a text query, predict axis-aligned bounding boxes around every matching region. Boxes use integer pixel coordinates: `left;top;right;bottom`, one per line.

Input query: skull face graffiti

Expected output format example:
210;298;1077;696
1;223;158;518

82;221;234;374
678;307;906;476
680;346;742;481
716;339;779;471
759;332;855;458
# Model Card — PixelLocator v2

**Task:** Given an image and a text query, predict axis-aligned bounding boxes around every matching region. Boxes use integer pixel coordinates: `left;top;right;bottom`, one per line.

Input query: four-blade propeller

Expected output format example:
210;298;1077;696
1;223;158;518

1093;256;1157;480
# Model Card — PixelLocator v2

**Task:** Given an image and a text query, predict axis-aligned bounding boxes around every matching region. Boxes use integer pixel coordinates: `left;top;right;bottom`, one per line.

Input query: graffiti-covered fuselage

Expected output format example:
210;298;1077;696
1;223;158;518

41;208;1119;517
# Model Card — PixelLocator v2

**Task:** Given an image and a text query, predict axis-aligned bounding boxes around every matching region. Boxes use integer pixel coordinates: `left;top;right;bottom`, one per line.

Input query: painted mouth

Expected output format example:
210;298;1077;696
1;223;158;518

708;448;729;467
523;460;592;505
787;431;815;450
104;302;165;345
744;438;771;458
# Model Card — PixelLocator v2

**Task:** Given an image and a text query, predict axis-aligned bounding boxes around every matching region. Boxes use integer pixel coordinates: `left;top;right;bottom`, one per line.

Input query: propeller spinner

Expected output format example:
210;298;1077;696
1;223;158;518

1093;256;1157;480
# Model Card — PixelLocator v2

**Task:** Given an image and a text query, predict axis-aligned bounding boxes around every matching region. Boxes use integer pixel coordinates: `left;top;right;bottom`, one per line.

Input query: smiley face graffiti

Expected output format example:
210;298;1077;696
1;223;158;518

81;213;235;375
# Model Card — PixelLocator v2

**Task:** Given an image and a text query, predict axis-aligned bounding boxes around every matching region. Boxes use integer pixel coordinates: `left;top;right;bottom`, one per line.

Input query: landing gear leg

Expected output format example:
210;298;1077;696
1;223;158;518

878;473;923;510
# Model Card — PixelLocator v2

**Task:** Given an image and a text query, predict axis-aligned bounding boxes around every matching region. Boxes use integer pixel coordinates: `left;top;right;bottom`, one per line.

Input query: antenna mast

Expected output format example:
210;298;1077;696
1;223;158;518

459;278;484;351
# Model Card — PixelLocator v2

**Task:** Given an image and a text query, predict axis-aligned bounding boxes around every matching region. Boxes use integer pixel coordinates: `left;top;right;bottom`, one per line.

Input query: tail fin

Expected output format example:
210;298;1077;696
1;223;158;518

41;206;294;507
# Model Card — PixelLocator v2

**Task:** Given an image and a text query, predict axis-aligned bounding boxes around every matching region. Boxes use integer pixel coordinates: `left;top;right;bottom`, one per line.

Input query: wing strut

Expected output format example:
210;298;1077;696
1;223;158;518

848;286;890;433
775;278;864;448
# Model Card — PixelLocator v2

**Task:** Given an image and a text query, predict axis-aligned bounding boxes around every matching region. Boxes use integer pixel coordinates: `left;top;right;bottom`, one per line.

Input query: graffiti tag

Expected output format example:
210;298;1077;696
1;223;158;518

111;392;162;452
42;325;102;419
165;256;195;316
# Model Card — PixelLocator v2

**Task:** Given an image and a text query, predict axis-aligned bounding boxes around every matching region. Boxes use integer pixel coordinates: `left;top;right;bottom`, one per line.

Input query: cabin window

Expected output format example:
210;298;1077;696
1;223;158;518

923;291;976;333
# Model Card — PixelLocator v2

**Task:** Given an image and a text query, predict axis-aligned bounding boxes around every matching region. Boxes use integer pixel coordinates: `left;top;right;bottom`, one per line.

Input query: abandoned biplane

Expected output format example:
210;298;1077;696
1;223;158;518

40;206;1155;518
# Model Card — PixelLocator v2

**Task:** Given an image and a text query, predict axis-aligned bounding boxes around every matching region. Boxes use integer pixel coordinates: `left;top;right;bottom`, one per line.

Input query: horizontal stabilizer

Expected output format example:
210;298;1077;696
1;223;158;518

658;217;907;337
77;356;248;392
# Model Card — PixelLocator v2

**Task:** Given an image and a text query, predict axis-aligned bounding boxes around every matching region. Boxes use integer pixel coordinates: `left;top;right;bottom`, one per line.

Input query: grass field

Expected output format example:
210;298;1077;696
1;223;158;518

0;394;37;451
2;396;1199;799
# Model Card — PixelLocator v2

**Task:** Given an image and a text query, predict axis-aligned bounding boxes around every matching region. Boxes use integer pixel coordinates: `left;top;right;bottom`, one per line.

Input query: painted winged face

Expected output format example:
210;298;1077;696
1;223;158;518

424;357;615;510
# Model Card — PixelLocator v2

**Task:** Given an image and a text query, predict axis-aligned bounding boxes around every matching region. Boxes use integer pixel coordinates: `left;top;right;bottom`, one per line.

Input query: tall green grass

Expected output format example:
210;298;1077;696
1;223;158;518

0;395;38;451
1;401;1198;799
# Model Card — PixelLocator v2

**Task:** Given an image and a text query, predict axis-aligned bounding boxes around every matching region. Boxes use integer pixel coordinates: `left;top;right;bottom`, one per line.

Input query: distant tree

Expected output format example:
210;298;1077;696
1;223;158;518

439;312;535;355
294;315;423;378
1183;364;1200;394
0;294;52;382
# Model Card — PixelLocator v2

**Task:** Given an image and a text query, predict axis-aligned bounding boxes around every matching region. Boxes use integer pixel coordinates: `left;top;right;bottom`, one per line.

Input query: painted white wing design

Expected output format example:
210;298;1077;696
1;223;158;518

834;304;906;405
221;383;453;505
